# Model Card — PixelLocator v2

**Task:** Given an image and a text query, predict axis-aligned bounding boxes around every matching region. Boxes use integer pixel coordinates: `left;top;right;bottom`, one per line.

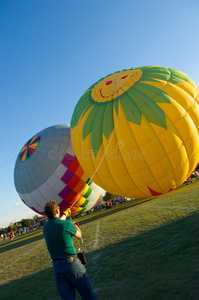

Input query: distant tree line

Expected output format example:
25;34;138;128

0;215;39;234
103;192;117;202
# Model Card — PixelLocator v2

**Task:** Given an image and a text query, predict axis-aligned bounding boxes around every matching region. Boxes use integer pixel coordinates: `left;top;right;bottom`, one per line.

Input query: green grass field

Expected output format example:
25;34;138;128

1;181;199;300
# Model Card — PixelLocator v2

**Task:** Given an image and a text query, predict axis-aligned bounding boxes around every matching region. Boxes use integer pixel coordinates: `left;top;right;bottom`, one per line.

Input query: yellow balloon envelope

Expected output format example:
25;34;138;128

71;66;199;198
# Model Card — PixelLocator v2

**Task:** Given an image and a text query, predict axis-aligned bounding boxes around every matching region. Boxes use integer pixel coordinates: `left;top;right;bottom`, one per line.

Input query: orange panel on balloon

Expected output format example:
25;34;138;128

69;157;79;173
73;178;85;193
75;164;84;178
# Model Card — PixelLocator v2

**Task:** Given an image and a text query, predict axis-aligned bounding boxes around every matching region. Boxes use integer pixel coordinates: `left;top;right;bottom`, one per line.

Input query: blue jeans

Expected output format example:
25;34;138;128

53;258;98;300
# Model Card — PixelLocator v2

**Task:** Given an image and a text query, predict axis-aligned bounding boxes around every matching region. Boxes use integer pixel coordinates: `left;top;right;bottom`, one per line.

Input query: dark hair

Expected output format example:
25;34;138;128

44;200;59;218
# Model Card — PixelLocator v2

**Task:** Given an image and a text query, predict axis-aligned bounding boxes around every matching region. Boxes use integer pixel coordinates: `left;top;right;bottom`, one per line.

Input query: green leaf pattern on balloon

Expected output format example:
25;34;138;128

71;66;194;156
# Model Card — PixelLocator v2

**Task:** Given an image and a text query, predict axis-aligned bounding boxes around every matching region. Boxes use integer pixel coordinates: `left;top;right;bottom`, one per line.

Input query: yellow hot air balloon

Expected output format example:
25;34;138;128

71;66;199;198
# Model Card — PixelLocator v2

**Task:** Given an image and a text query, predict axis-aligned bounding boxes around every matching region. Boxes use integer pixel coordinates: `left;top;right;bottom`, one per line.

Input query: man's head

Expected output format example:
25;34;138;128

44;200;59;219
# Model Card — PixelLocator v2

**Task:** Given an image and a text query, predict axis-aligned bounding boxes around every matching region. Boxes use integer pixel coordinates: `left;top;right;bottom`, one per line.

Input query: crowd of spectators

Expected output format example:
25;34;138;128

0;223;41;241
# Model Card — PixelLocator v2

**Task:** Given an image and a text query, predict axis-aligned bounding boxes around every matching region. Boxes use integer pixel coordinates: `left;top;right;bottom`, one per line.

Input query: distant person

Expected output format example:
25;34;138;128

193;171;199;181
43;200;98;300
9;229;14;240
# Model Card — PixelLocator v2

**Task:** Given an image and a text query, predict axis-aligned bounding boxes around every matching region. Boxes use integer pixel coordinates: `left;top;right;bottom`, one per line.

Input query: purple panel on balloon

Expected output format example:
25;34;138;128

22;199;45;215
61;153;74;168
61;169;74;184
59;200;70;210
59;185;72;199
31;208;45;215
21;199;27;205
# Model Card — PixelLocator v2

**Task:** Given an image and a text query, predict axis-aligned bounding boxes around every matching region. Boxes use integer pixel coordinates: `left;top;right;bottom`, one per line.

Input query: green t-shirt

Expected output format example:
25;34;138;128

43;218;77;260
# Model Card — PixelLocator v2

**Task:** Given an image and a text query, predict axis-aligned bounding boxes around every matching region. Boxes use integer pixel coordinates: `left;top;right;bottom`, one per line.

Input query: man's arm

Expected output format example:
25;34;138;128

61;208;82;238
60;208;71;220
74;223;82;239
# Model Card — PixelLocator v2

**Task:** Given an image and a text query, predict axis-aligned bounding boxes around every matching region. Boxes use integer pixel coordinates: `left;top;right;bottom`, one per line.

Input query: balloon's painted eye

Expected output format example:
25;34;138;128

105;80;113;85
121;75;128;79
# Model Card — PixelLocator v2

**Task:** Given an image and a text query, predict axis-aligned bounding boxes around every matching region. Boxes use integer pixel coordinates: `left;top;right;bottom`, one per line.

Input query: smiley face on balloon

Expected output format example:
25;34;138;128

91;69;143;102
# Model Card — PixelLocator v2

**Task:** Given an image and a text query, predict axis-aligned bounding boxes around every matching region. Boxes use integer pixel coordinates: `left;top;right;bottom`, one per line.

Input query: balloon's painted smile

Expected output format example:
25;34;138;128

91;69;143;102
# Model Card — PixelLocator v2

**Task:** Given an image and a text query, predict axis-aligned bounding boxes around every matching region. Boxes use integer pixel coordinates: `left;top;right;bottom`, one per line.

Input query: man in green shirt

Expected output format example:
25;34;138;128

43;200;98;300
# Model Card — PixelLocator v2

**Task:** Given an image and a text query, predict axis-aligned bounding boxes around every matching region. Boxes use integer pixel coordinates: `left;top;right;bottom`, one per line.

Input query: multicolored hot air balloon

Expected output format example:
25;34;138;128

14;124;102;216
71;66;199;199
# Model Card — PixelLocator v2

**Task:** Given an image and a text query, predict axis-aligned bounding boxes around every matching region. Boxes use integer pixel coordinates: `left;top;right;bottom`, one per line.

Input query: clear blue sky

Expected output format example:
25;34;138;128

0;0;199;228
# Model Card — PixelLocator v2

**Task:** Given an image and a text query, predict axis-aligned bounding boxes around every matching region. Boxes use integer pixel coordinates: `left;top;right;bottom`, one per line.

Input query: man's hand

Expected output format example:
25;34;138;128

63;208;71;218
74;222;80;228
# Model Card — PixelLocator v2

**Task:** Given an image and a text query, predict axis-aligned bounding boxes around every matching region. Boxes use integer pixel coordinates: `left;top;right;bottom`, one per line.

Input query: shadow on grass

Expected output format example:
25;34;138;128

0;266;60;300
2;212;199;300
86;212;199;300
0;229;44;254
